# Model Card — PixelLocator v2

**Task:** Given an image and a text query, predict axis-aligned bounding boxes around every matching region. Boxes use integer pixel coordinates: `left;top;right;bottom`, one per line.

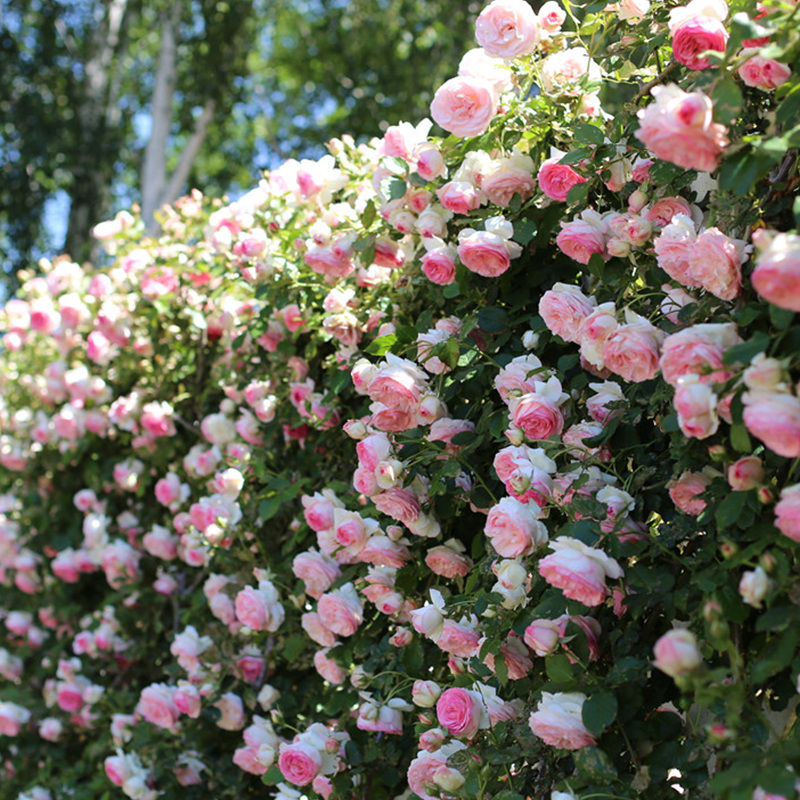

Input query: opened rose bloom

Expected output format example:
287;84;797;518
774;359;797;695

750;231;800;312
538;537;623;606
430;76;499;139
636;84;729;173
529;692;596;749
475;0;541;58
436;687;487;739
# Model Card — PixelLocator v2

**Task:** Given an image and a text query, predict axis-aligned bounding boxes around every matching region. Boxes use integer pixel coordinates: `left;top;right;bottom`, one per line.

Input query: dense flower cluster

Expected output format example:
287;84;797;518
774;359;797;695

1;0;800;798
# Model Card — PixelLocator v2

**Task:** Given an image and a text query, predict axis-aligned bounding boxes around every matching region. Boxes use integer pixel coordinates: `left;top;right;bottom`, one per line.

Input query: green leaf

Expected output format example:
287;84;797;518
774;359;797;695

730;422;752;453
559;146;593;165
607;657;648;686
283;634;306;661
344;740;363;766
723;332;770;365
777;83;800;126
492;792;526;800
715;491;748;529
574;122;606;145
361;200;377;229
380;174;407;201
261;765;283;785
442;282;461;298
755;606;796;633
440;337;460;369
545;654;574;683
382;156;409;175
365;333;398;356
513;218;537;245
259;496;282;521
574;746;618;782
712;76;743;124
769;304;795;330
352;234;376;252
583;691;618;735
718;148;775;196
477;306;508;333
566;181;590;206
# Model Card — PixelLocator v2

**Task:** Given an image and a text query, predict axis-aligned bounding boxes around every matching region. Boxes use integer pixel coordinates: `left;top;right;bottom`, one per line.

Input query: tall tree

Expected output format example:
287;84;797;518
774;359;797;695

0;0;476;282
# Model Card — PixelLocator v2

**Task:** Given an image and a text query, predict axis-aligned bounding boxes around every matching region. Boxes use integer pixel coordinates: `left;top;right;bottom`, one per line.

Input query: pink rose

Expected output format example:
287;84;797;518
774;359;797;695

430;76;499;139
235;583;284;632
727;456;765;491
671;16;728;70
484;497;548;557
301;612;337;647
437;619;481;657
529;692;596;750
436;181;483;215
278;742;322;786
475;0;541;58
481;165;536;207
425;543;473;578
539;283;595;343
743;392;800;457
457;227;521;278
313;649;346;683
659;324;738;387
644;196;694;229
421;247;457;285
304;239;355;278
751;232;800;312
317;583;363;637
137;683;180;731
293;550;341;599
556;216;607;265
668;470;710;515
579;303;618;367
636;84;729;173
738;52;791;90
373;488;421;524
538;537;623;606
367;356;426;412
538;0;566;30
774;485;800;542
104;755;132;786
508;393;565;440
524;618;564;655
602;318;663;383
674;377;719;439
687;227;745;301
537;157;586;202
436;688;484;739
173;684;202;718
653;629;702;678
407;751;455;800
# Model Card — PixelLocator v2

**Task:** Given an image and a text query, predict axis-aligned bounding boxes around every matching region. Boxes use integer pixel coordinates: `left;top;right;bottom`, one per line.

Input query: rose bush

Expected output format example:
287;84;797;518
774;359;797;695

1;0;800;798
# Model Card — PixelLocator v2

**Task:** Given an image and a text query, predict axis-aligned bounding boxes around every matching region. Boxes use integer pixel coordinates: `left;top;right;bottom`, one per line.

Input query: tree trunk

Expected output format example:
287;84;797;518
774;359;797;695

140;6;180;230
64;0;129;263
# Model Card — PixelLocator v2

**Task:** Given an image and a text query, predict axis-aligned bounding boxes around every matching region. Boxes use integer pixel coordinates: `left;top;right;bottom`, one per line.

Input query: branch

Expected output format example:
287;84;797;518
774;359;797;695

163;98;217;208
630;60;680;106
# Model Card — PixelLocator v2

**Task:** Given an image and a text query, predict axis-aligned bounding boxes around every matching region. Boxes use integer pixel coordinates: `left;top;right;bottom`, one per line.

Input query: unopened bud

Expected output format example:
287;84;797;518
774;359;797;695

720;542;737;559
628;189;648;213
757;486;775;504
707;444;727;462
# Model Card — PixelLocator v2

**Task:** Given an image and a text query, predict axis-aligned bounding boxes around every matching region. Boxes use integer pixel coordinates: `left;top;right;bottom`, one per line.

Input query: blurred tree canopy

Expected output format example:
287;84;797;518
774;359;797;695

0;0;479;285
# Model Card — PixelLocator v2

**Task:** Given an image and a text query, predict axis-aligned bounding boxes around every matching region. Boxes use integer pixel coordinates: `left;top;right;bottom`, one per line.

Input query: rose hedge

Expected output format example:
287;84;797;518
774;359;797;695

1;0;800;799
